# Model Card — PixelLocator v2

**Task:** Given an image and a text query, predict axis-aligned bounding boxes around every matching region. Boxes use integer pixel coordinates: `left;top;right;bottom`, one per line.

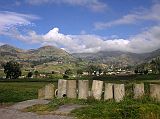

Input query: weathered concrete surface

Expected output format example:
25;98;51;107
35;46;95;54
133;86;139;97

104;83;113;100
78;80;89;99
150;84;160;101
9;99;50;110
38;87;45;99
2;99;73;119
91;80;103;100
114;84;125;102
66;80;77;98
0;108;73;119
58;79;67;98
45;84;55;99
133;83;144;99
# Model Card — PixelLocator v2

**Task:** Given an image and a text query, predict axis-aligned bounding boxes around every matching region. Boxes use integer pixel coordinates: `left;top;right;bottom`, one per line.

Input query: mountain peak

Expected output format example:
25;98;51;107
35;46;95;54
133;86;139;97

0;44;24;53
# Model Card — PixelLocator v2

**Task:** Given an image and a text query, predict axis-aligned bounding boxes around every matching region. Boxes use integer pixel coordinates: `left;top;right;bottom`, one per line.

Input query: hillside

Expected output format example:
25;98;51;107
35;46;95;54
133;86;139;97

73;50;160;67
0;44;76;67
1;44;160;70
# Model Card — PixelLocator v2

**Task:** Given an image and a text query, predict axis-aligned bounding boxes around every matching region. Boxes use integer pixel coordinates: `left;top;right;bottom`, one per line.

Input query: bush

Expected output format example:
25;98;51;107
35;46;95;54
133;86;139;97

27;72;33;78
63;74;69;79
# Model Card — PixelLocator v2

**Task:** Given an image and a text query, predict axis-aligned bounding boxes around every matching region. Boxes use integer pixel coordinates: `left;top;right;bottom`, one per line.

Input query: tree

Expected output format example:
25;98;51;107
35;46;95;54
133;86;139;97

98;68;102;75
63;69;73;79
150;58;160;74
52;71;55;74
134;69;138;74
86;65;98;75
143;70;148;75
63;74;69;79
65;69;73;75
34;70;39;78
3;61;21;79
27;72;33;78
77;69;83;76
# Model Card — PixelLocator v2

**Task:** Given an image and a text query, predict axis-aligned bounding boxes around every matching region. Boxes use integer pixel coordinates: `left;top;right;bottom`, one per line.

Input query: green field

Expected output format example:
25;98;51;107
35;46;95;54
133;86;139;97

0;74;160;103
0;82;49;103
0;74;160;119
25;97;160;119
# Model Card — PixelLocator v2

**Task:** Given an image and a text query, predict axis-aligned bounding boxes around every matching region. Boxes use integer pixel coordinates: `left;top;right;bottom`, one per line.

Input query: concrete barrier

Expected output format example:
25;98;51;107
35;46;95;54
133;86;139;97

114;84;125;102
104;83;113;100
67;80;77;98
58;79;67;98
133;83;144;99
78;80;89;99
38;87;45;99
91;80;103;100
150;84;160;101
44;83;55;99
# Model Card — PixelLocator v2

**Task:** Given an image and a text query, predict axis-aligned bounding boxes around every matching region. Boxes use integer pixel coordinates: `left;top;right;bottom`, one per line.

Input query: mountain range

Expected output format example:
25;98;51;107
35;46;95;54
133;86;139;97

0;44;76;67
0;44;160;68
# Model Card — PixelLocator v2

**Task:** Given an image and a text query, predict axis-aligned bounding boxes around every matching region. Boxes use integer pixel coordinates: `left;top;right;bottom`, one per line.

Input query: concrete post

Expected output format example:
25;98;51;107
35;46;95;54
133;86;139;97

104;83;113;100
133;83;144;99
91;80;103;100
58;79;67;98
150;84;160;101
38;87;45;99
44;83;55;99
66;80;77;98
78;80;89;99
114;84;125;102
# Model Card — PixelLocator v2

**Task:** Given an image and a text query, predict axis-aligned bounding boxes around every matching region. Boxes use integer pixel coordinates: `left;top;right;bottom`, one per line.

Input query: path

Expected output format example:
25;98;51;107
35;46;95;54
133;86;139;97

0;99;74;119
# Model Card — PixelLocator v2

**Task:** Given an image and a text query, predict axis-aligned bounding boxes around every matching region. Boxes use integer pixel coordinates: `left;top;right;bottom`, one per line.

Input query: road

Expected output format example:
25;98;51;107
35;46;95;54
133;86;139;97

0;99;73;119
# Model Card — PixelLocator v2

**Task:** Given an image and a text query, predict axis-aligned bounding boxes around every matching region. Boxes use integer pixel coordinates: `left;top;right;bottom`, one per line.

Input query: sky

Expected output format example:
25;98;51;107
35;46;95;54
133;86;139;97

0;0;160;53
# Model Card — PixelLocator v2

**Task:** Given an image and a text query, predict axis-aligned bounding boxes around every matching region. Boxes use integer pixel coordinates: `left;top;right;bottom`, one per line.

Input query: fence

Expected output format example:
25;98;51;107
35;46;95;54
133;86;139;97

38;79;160;102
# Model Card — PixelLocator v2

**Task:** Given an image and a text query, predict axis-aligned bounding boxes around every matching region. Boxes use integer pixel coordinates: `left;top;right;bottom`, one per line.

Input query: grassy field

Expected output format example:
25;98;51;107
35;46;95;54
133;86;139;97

0;74;159;103
79;74;160;81
22;75;160;119
0;82;49;103
0;74;160;119
25;97;160;119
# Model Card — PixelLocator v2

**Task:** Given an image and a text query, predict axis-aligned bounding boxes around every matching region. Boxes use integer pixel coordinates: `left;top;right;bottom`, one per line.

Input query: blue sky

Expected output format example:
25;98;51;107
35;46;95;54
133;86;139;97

0;0;160;53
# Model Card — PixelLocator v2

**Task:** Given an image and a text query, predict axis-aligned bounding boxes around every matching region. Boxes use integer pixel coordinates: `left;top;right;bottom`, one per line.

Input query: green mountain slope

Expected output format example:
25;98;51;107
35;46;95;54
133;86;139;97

0;44;76;67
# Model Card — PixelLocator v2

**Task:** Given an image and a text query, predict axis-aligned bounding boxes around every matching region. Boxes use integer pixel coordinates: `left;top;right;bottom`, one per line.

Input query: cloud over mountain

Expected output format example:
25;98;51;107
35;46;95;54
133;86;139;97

3;25;160;54
1;10;160;54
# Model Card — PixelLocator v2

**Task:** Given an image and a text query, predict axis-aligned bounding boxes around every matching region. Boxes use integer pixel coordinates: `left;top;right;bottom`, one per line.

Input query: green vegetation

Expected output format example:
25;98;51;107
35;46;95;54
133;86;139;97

3;61;21;79
24;79;160;119
72;98;160;119
0;82;48;103
25;97;160;119
78;74;160;82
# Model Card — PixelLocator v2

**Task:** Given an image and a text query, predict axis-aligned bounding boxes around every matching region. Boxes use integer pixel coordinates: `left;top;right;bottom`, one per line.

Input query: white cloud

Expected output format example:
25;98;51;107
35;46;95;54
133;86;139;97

94;3;160;29
128;25;160;53
5;25;160;54
0;42;4;46
26;0;107;12
1;11;160;54
0;11;39;34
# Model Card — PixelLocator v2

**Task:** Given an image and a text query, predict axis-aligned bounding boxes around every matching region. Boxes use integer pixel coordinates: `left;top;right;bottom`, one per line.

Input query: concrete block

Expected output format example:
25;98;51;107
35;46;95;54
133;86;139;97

91;80;103;100
38;87;45;99
78;80;89;99
58;79;67;98
114;84;125;102
133;83;144;99
44;83;55;99
66;80;77;98
150;84;160;101
104;83;113;100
